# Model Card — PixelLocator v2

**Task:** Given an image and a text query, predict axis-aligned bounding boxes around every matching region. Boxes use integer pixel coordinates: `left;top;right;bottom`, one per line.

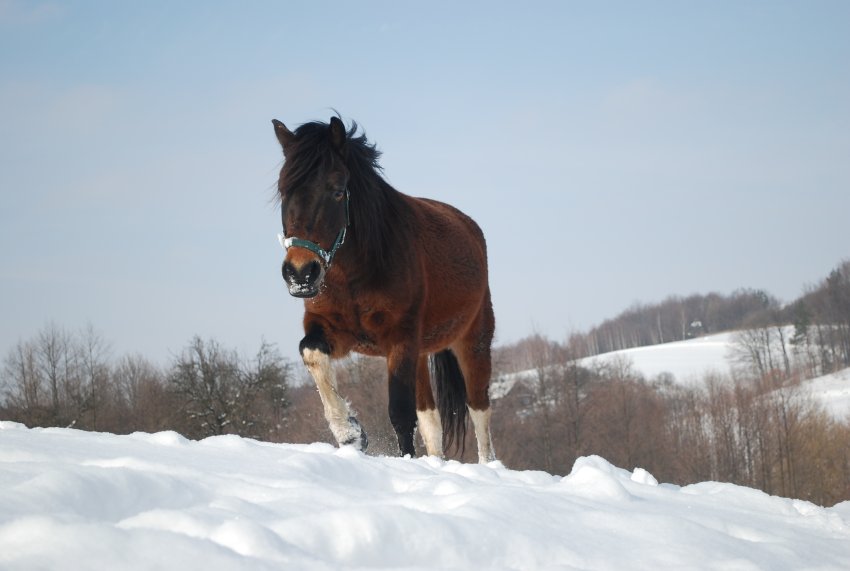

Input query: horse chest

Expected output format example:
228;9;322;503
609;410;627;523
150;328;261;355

350;306;391;337
354;309;395;354
313;302;394;353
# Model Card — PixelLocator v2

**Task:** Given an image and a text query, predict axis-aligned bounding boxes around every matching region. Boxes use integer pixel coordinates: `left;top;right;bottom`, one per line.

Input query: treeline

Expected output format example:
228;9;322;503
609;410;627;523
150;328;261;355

790;260;850;375
3;323;849;505
723;260;850;380
564;259;850;365
566;289;780;356
0;324;291;441
0;324;399;454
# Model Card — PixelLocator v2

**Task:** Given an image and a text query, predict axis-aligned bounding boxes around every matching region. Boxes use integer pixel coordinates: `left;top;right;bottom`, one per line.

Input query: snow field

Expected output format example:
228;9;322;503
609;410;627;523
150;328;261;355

2;422;850;570
582;332;736;384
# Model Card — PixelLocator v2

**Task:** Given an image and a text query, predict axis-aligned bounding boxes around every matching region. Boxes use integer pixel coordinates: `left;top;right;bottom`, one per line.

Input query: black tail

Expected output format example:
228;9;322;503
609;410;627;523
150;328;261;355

431;349;468;456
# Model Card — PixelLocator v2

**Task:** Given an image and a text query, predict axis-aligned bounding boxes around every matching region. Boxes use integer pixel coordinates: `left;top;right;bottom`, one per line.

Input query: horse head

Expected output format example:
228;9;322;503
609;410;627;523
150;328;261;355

273;117;351;298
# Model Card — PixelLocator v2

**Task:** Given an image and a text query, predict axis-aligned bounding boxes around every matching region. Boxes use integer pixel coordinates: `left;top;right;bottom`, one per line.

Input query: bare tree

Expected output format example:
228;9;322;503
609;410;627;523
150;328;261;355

113;354;171;433
168;336;291;439
239;339;291;441
77;324;112;430
2;339;45;425
2;323;90;427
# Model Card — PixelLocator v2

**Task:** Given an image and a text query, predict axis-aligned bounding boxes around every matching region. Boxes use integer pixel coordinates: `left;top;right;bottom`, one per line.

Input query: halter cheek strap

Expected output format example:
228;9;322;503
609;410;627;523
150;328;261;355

278;189;350;268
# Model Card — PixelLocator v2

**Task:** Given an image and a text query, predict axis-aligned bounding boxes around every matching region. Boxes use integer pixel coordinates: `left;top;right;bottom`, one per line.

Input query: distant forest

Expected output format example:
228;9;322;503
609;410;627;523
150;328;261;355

2;259;849;506
518;258;850;373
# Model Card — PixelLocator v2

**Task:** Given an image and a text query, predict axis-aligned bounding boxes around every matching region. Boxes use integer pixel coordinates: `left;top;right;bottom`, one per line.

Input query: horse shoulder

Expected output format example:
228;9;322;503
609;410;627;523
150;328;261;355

302;279;426;358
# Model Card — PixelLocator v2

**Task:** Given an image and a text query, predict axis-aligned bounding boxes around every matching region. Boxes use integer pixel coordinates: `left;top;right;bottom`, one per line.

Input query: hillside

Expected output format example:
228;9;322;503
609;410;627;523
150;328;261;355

586;331;850;421
2;422;850;570
495;331;850;420
582;332;736;383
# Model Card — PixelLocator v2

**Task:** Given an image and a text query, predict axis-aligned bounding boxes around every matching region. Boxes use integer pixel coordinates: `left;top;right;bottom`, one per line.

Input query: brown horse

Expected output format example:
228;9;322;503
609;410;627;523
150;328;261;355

272;116;495;463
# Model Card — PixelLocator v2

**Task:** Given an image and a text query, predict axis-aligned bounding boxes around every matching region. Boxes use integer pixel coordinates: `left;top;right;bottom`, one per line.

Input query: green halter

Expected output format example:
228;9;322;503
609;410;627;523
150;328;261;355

279;189;350;268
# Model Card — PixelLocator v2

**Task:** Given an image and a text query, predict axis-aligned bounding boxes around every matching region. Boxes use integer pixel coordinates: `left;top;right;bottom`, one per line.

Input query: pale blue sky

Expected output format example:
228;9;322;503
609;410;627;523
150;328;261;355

1;1;848;364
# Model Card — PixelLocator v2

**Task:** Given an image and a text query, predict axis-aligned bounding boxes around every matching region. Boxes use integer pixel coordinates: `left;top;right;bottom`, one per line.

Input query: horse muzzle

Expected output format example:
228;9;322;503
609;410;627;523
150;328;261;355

282;257;324;298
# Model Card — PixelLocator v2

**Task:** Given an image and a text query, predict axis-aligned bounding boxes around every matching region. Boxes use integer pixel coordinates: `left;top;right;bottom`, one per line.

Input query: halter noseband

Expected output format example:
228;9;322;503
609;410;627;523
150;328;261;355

278;189;350;268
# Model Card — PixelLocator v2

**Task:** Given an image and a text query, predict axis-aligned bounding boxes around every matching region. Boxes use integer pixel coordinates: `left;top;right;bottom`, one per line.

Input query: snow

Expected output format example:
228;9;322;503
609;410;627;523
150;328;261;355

491;368;539;399
801;368;850;422
2;422;850;570
582;332;736;384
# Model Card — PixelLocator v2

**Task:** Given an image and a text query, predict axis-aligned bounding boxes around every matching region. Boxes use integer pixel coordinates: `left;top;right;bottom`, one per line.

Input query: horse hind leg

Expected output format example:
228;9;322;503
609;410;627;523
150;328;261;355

468;407;494;464
415;355;443;457
300;335;367;450
454;293;496;464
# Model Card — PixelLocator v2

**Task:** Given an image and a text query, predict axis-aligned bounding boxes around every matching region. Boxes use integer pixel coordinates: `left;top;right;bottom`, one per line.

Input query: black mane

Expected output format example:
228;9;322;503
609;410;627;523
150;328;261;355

279;119;411;286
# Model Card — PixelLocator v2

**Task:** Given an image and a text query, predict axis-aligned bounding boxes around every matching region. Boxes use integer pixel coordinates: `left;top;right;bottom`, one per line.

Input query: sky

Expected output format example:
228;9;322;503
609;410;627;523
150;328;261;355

1;0;849;365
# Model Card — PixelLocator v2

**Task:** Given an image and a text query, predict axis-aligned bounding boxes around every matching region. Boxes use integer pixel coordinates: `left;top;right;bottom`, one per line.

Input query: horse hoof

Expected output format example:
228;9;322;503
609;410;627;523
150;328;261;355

342;417;368;451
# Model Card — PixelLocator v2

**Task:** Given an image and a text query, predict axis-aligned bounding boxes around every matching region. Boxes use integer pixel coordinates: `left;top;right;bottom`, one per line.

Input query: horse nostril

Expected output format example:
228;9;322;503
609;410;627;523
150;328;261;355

282;261;296;282
304;261;321;284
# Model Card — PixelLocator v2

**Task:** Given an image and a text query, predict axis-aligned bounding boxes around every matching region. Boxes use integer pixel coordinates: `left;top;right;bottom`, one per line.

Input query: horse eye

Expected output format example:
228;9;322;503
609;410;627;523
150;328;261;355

333;189;345;201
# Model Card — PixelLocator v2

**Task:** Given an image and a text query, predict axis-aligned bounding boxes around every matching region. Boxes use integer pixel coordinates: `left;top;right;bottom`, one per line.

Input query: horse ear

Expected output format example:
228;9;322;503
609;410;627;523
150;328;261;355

329;116;346;151
272;119;295;155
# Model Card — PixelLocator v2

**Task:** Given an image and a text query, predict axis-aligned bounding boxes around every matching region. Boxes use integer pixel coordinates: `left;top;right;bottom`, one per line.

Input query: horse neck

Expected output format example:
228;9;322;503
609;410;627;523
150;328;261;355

340;176;412;288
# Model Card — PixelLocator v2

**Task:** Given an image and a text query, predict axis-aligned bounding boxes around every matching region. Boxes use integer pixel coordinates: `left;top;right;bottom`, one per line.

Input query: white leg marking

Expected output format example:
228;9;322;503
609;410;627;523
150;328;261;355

416;408;443;458
468;407;495;464
302;348;361;446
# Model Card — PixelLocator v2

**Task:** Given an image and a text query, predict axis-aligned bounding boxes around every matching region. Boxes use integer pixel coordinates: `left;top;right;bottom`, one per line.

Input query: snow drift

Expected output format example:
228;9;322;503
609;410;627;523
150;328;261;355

1;422;849;570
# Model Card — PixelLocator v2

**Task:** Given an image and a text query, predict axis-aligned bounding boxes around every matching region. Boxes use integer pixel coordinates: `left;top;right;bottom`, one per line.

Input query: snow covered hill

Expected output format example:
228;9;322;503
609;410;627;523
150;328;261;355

492;333;736;400
585;332;850;420
582;332;737;383
2;422;850;570
495;332;850;420
804;368;850;420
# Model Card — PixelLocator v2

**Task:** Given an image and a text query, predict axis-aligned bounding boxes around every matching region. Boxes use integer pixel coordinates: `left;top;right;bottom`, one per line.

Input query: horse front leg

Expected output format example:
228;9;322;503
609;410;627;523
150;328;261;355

299;332;368;451
387;344;418;457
